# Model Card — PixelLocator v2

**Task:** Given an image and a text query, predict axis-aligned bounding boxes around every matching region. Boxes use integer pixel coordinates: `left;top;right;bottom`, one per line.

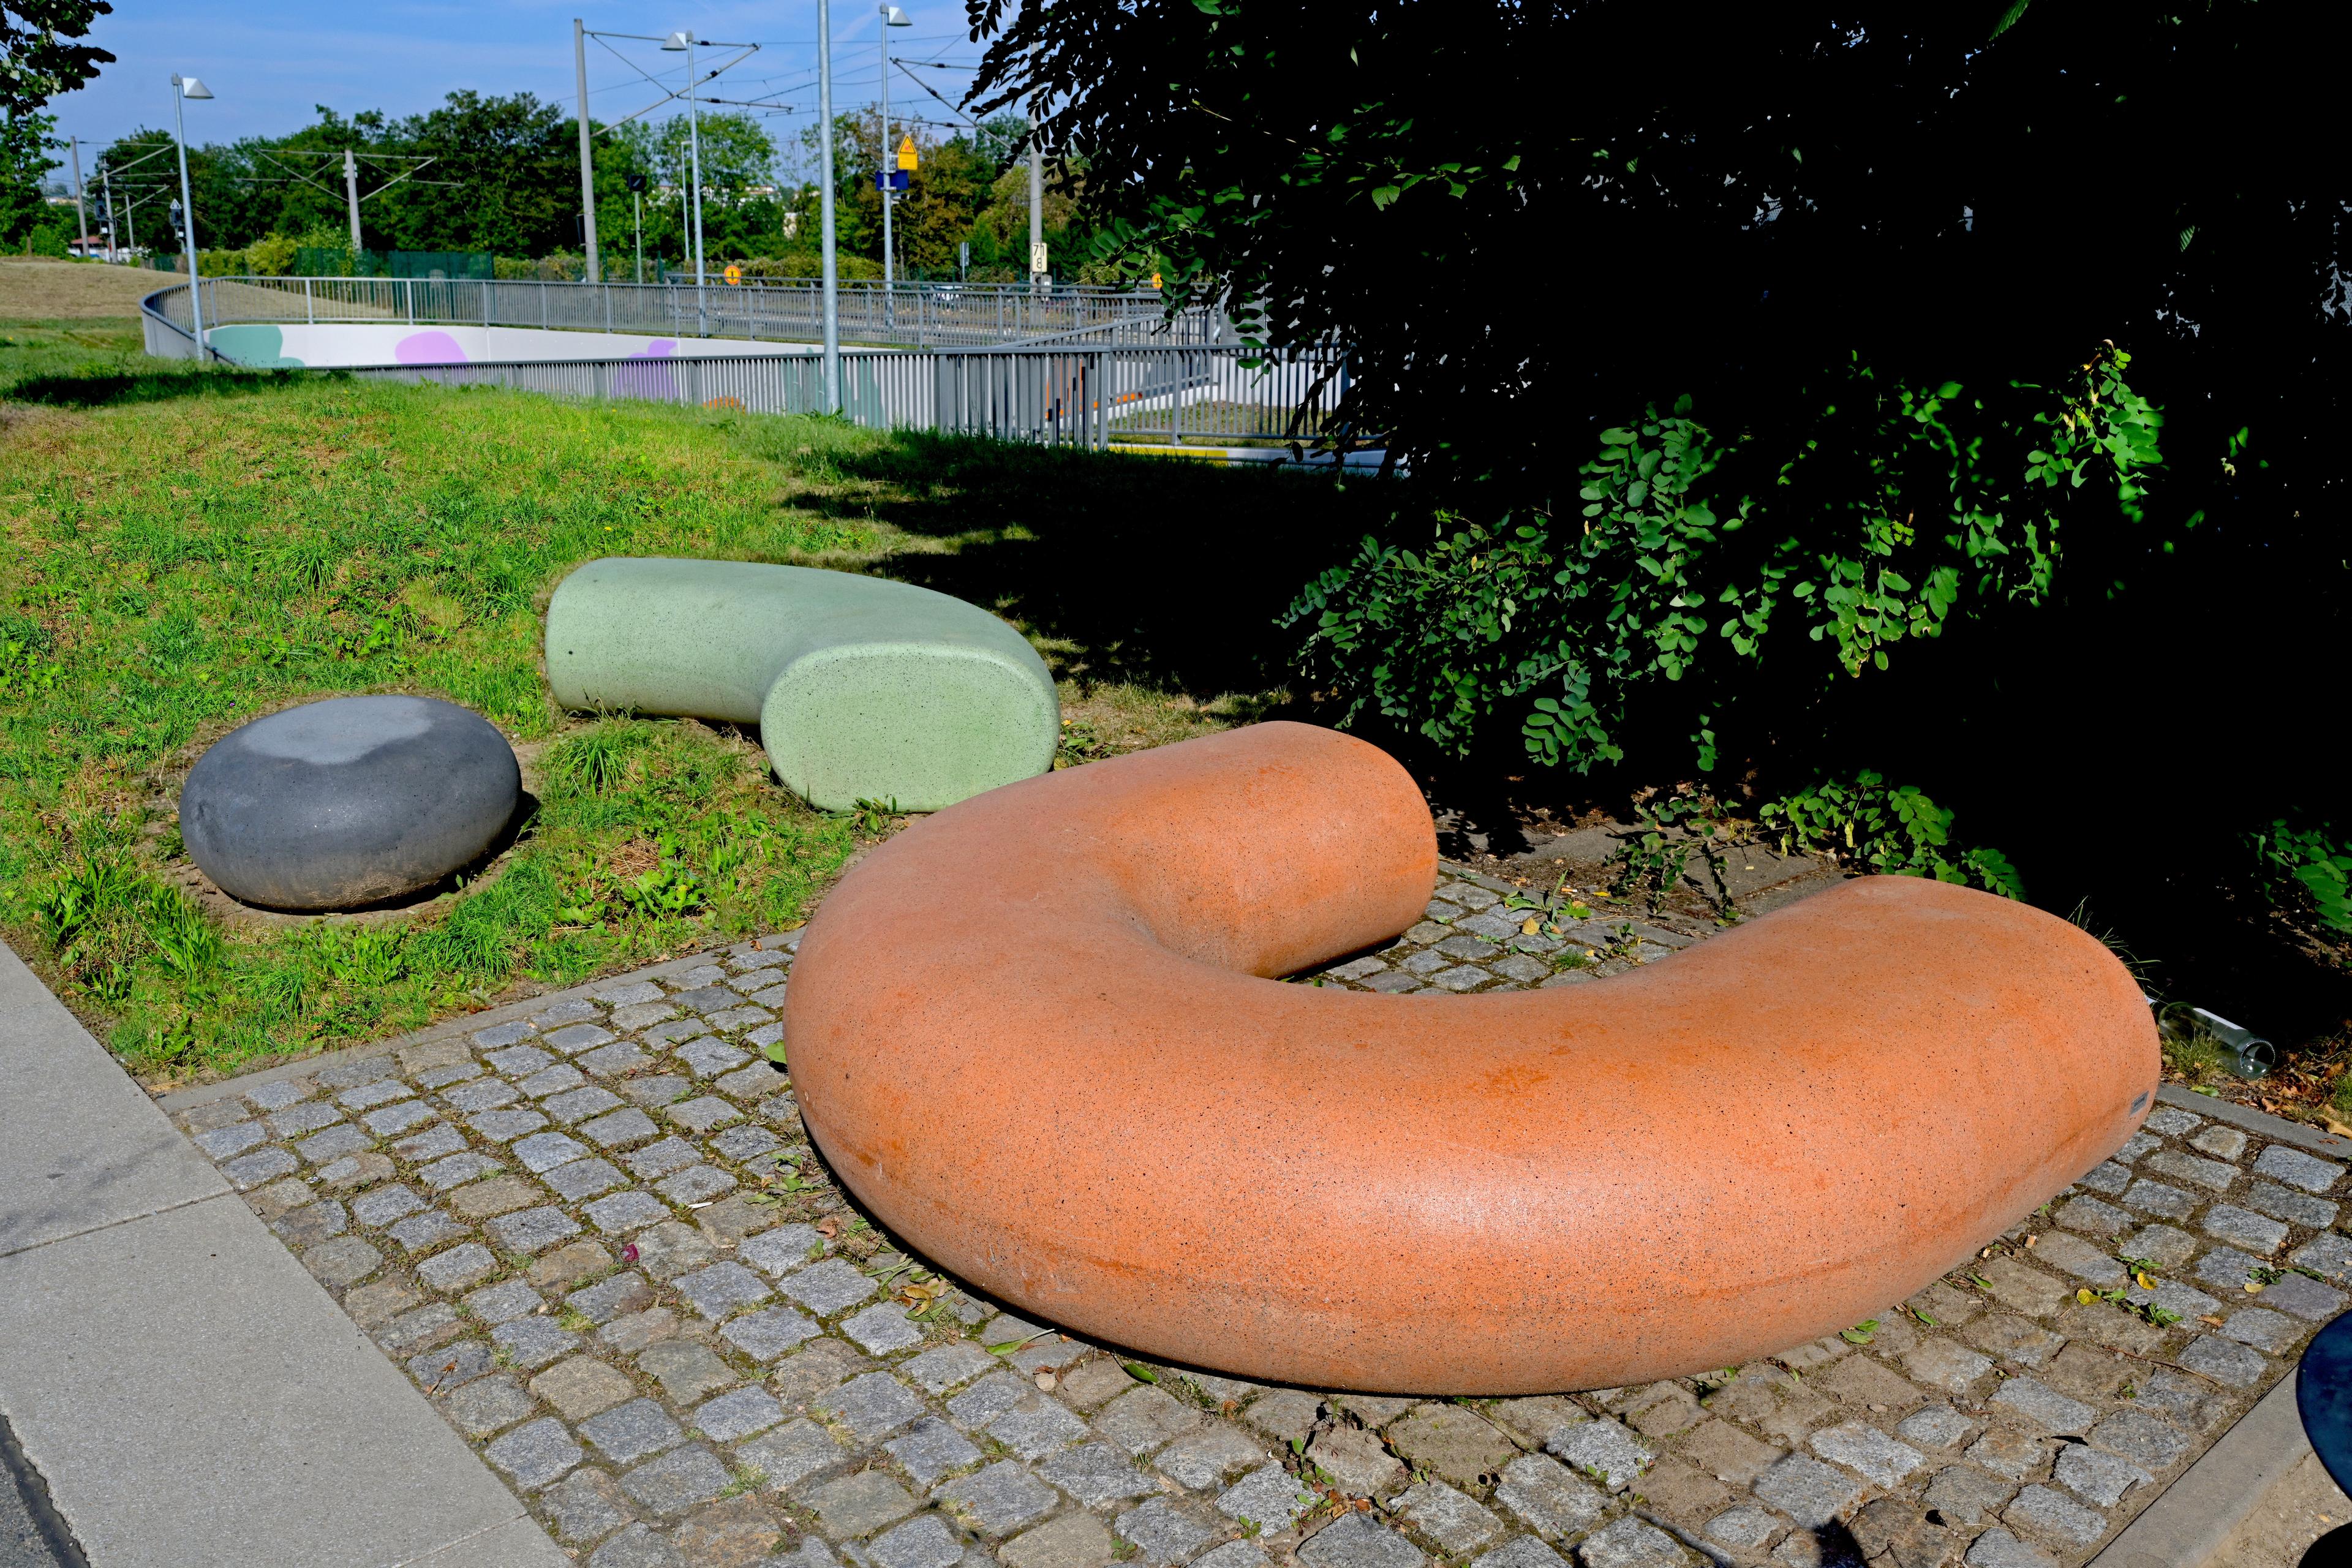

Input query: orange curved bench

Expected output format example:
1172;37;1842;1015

784;722;2156;1393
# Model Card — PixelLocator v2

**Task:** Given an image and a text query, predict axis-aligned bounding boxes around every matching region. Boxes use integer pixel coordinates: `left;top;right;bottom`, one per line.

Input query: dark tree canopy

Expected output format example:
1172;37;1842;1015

968;0;2345;502
968;0;2352;1028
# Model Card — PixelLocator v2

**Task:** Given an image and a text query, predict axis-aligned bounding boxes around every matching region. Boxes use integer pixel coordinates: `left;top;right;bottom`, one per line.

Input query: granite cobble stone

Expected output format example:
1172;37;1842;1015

1218;1463;1311;1531
888;1415;985;1487
486;1417;584;1490
488;1205;583;1254
396;1125;469;1163
1115;1499;1218;1564
494;1315;583;1370
2179;1335;2267;1388
585;1190;671;1234
2202;1203;2290;1254
654;1166;737;1204
622;1444;733;1515
873;1515;970;1568
786;1258;881;1316
221;1146;300;1188
418;1241;499;1290
1301;1512;1425;1568
2253;1145;2343;1193
820;1370;926;1442
1751;1454;1863;1529
583;1397;687;1464
2004;1485;2107;1548
1491;1455;1605;1540
545;1156;630;1201
739;1417;850;1490
676;1261;772;1320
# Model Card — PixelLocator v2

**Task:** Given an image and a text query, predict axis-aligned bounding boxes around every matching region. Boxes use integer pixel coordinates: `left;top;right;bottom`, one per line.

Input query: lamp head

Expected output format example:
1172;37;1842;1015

883;6;911;23
662;31;693;50
177;77;214;99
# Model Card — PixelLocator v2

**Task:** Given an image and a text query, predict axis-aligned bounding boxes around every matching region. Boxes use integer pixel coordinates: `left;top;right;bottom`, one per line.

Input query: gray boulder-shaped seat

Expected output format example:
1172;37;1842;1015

179;695;521;910
544;557;1058;812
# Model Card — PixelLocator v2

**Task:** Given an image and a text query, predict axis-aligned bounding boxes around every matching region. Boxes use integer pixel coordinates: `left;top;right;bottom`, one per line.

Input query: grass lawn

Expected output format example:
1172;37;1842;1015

1;315;1389;1085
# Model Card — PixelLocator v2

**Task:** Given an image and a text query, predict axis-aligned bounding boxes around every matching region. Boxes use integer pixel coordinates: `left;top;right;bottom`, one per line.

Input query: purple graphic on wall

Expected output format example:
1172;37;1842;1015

396;330;469;366
612;339;680;401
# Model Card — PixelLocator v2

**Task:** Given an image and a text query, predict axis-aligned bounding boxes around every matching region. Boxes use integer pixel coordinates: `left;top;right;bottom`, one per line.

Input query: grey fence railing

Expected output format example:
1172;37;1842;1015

138;282;1358;451
148;273;1210;349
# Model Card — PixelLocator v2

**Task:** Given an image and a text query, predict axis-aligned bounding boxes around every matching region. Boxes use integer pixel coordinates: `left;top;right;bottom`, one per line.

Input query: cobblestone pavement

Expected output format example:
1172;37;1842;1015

167;869;2351;1568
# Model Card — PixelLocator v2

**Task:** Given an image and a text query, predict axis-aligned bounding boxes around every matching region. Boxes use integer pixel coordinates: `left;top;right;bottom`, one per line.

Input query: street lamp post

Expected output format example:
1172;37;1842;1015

817;0;841;413
877;4;911;300
627;172;647;284
67;137;88;257
1028;111;1044;294
661;30;709;333
170;74;215;355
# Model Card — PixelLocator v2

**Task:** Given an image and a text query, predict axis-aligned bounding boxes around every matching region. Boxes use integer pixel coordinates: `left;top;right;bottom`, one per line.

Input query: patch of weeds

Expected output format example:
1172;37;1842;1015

845;797;902;838
1054;716;1111;769
1611;786;1735;911
2074;1283;2182;1325
2158;1008;2235;1086
721;1464;767;1499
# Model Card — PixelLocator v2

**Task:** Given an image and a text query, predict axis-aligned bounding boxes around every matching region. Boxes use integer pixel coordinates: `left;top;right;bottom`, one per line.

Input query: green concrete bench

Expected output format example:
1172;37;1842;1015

545;557;1057;811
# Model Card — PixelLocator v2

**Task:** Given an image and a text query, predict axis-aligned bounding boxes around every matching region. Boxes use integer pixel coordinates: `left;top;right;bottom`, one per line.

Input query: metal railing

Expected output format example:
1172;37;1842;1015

137;281;1358;451
151;273;1208;349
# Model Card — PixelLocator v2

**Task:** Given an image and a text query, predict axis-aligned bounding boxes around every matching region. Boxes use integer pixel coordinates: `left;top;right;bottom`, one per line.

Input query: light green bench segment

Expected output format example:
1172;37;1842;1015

545;557;1058;812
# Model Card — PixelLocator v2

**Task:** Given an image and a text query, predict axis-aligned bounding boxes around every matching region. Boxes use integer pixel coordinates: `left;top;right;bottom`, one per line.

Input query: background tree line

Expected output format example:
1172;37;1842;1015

43;89;1121;281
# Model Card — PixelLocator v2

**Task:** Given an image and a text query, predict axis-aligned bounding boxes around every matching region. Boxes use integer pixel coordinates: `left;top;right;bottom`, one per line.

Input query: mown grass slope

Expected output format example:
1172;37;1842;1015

1;321;1377;1082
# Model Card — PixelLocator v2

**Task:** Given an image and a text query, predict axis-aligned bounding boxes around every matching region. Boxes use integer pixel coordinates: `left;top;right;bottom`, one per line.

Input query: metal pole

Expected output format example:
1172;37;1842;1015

879;9;894;293
68;138;88;256
634;190;644;284
573;19;601;282
99;162;115;261
171;78;206;355
817;0;841;412
685;33;707;333
344;148;362;252
1028;112;1043;293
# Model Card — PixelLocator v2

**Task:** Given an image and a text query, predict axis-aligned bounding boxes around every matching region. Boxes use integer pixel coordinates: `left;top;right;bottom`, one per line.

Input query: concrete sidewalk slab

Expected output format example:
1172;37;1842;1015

0;941;564;1567
0;944;227;1259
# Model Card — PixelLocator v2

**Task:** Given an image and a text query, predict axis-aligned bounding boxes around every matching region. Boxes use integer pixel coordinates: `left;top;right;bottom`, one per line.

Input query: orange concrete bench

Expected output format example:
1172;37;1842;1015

784;722;2156;1393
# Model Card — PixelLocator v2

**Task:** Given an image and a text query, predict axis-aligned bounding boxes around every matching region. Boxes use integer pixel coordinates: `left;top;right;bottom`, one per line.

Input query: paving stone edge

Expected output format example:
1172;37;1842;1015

160;856;1495;1114
157;937;790;1112
2084;1372;2308;1568
2157;1082;2352;1161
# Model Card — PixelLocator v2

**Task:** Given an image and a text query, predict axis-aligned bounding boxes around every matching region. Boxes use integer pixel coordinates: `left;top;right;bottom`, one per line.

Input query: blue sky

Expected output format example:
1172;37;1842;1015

44;1;992;176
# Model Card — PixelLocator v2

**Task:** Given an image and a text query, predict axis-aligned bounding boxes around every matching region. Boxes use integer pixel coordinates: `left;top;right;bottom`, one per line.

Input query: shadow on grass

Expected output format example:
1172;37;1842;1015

799;428;1413;698
2;365;320;409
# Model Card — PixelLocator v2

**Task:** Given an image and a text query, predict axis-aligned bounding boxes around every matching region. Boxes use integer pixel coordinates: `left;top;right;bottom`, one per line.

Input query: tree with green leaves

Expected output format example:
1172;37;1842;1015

969;0;2351;952
2;0;111;244
2;0;110;115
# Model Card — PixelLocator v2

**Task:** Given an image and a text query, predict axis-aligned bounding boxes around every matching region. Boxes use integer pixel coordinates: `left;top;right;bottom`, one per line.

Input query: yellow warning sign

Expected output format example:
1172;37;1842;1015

723;263;742;285
896;135;918;171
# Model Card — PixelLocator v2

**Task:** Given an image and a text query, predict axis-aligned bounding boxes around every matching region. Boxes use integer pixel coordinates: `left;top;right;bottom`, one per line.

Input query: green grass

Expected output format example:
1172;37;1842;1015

1;319;1392;1083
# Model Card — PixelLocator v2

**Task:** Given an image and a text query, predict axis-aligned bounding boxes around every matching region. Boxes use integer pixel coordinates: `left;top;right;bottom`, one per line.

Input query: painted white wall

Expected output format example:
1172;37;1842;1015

209;321;823;369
